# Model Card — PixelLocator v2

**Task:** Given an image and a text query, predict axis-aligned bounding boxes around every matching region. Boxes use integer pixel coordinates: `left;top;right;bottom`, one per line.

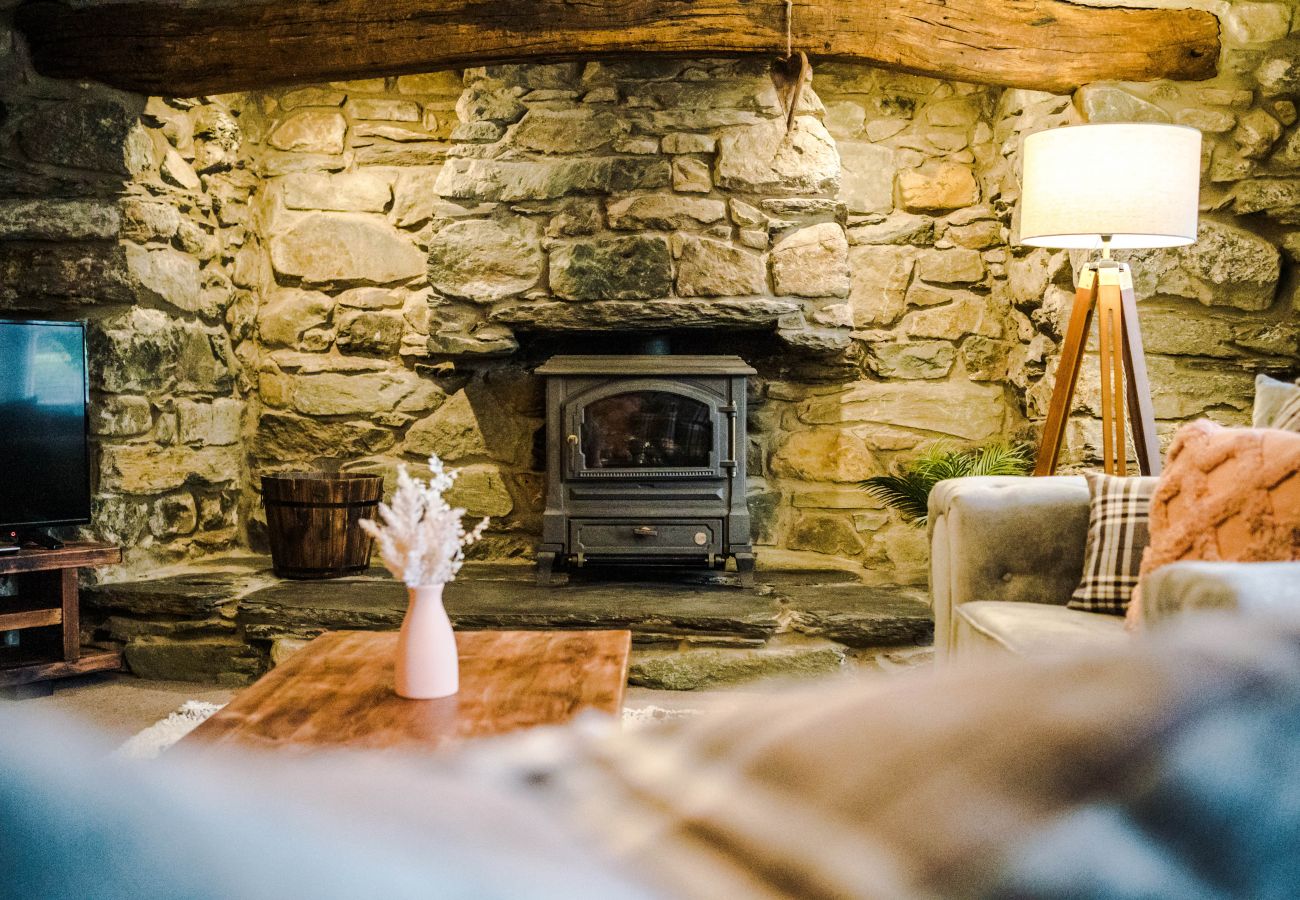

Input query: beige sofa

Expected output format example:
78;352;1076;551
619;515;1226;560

927;475;1300;661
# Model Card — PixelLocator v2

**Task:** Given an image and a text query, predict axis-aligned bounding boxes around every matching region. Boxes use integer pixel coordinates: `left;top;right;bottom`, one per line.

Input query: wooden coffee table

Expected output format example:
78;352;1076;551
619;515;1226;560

184;629;631;753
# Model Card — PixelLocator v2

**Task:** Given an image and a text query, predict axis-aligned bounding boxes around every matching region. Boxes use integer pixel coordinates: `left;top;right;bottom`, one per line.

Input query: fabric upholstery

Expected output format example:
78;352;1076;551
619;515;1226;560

564;613;1300;899
10;617;1300;899
1274;390;1300;431
0;711;648;900
1251;373;1300;428
1141;561;1300;625
928;476;1090;660
953;601;1128;660
1068;473;1157;615
1128;420;1300;627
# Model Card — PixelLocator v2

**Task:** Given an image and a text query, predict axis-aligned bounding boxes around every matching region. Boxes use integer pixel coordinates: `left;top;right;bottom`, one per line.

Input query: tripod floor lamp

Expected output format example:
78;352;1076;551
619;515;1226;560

1019;123;1202;477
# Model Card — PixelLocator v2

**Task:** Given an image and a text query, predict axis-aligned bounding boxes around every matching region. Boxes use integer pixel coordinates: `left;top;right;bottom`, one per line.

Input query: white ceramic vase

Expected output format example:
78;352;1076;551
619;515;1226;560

395;584;459;699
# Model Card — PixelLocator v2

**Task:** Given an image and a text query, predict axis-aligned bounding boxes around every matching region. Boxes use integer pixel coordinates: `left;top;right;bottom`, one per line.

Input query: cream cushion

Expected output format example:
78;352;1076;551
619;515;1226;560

953;601;1127;660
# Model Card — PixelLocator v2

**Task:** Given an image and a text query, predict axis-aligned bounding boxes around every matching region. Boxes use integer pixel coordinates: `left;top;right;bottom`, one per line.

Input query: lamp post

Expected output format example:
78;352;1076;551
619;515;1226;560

1018;123;1202;476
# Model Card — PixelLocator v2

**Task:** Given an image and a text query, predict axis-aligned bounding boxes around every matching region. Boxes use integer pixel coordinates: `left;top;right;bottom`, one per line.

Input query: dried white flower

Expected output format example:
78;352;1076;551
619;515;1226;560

359;453;490;587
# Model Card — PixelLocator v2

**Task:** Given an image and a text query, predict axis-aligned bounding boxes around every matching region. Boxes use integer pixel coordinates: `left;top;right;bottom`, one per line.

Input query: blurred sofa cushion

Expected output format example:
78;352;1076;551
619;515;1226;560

1128;420;1300;627
1252;373;1300;429
954;601;1128;659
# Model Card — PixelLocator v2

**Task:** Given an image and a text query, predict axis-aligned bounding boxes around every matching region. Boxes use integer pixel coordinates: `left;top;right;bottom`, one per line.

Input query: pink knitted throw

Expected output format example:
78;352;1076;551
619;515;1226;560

1127;419;1300;628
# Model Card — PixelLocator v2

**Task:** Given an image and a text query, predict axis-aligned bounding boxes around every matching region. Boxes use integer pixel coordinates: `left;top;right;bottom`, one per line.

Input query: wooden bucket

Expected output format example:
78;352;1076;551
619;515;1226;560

261;472;384;579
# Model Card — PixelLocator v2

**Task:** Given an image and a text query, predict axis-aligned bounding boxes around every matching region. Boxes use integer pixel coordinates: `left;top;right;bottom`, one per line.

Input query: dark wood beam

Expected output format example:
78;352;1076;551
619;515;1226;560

14;0;1220;98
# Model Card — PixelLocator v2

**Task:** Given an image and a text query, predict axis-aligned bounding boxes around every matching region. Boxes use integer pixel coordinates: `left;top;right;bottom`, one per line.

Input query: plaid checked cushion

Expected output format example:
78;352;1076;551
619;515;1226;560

1068;473;1158;615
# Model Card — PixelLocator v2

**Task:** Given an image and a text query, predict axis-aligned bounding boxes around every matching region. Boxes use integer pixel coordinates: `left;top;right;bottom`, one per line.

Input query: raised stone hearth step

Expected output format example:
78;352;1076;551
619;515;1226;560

84;559;933;685
87;564;274;618
239;564;785;644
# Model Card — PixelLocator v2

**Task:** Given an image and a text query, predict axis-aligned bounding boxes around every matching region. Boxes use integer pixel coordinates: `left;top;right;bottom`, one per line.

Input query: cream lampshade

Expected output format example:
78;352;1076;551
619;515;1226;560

1019;123;1201;250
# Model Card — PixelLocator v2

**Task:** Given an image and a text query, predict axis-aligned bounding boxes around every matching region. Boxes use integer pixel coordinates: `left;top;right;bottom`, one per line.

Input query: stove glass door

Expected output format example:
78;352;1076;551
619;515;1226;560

577;390;716;474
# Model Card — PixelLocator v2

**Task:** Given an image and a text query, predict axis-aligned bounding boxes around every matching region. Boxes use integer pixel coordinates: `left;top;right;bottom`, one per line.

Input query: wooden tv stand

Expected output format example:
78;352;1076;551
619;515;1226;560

0;542;123;695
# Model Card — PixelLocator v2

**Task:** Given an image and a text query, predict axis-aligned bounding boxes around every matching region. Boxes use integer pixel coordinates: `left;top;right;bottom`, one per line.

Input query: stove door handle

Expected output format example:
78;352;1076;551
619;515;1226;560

632;526;659;538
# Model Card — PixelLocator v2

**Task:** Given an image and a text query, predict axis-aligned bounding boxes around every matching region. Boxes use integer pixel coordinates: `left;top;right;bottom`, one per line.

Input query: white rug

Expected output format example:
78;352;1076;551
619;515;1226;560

115;701;226;760
117;701;700;759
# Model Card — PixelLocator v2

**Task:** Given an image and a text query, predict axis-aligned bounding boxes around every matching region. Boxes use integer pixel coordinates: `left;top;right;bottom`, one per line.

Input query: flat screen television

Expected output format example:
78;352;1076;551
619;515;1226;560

0;319;92;539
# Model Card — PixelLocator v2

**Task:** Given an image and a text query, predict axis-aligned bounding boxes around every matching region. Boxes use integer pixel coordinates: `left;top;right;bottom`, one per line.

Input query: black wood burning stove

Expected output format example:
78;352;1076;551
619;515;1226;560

536;355;756;585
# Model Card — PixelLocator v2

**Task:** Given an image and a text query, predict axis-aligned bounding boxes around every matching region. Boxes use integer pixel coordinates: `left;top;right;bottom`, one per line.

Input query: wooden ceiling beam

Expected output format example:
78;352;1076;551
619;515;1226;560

14;0;1220;98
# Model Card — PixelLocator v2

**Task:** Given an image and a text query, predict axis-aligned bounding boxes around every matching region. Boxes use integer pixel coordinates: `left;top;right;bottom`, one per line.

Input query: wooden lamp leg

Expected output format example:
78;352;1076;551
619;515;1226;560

1034;262;1161;477
1096;267;1126;475
1034;269;1097;476
1118;267;1161;476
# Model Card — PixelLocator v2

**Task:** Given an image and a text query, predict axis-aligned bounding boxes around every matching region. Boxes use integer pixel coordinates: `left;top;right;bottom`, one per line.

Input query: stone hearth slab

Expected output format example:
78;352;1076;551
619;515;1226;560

88;564;273;618
239;564;785;645
784;584;935;648
86;560;932;652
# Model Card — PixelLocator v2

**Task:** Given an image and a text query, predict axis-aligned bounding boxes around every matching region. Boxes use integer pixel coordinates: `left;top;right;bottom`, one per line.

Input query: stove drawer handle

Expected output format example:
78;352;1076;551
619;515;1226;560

632;526;659;537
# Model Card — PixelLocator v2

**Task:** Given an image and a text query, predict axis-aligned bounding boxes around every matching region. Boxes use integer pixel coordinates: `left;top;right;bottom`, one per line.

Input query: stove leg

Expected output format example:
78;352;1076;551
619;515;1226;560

734;551;756;588
536;549;567;586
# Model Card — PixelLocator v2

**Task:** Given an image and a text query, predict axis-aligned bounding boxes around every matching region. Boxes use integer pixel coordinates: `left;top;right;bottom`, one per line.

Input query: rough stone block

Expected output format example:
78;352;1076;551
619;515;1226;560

1226;3;1292;45
427;216;543;302
348;98;421;121
125;637;263;685
285;368;442;417
674;235;766;297
252;413;398;460
771;428;881;482
0;199;121;241
671;156;712;193
799;380;1007;441
269;212;425;285
511;108;627;153
662;132;716;154
18;99;138;174
549;235;673;301
176;398;243;446
902;292;1004;340
91;396;153;437
715;117;839;194
279;171;392;212
336;310;404;356
99;444;243;493
787;514;864;557
268;110;347;154
0;242;134;310
847;245;919;326
607;194;726;231
1125;220;1280;311
916;248;985;284
868;341;956;379
435;157;612;201
898;163;979;212
280;88;346;109
126;244;201;313
836;141;896;215
771;223;850;298
1074;83;1170;123
257;288;333;350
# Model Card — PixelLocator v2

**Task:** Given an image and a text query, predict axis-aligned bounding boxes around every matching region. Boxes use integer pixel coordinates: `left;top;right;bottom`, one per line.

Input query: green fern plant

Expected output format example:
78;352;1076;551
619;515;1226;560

861;441;1033;526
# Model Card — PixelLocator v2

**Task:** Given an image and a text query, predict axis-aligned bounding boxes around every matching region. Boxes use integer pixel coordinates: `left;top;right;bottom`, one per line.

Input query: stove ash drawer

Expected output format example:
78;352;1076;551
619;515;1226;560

571;520;723;556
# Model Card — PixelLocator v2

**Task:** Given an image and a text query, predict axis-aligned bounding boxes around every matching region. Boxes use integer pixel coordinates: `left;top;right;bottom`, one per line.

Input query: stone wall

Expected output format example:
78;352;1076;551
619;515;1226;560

228;61;1026;581
993;5;1300;464
1;1;1299;584
0;22;252;571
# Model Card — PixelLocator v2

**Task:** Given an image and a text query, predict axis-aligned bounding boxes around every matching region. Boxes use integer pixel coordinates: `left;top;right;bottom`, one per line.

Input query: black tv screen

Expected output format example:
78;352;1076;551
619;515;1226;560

0;320;91;531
